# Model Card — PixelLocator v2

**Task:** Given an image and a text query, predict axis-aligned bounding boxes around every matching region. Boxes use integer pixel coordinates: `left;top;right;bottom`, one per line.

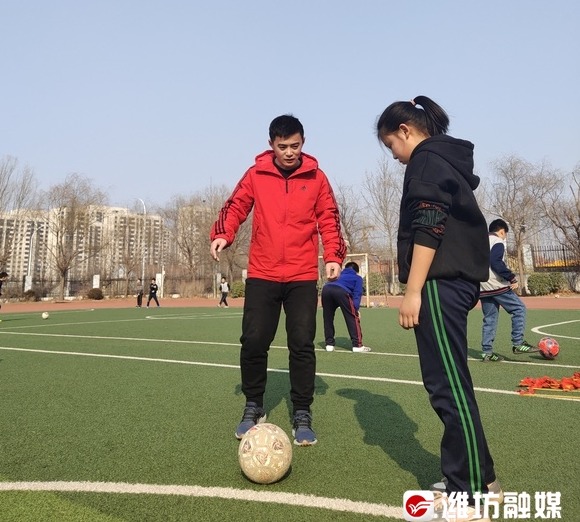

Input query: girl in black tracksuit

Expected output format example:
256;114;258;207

376;96;498;507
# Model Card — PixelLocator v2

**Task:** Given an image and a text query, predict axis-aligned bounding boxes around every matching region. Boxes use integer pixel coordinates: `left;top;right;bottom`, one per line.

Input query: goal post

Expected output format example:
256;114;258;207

318;253;370;308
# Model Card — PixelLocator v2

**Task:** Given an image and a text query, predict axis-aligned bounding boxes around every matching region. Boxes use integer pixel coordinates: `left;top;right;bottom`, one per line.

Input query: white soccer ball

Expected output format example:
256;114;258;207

41;312;49;320
238;423;292;484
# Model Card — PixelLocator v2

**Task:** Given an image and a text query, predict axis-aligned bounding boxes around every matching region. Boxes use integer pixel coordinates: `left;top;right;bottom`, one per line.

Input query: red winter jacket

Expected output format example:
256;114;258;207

211;150;346;282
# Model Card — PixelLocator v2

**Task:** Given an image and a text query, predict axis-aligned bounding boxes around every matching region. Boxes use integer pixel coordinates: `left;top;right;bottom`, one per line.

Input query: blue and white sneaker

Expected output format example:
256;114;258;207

235;402;267;440
292;410;317;446
431;477;504;504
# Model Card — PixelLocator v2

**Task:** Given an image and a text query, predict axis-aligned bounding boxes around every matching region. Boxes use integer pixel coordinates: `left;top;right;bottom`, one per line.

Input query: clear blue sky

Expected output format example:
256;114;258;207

2;1;579;209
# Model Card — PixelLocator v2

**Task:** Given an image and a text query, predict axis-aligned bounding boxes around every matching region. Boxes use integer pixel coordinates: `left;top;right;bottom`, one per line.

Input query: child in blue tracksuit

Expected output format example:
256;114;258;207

321;262;371;352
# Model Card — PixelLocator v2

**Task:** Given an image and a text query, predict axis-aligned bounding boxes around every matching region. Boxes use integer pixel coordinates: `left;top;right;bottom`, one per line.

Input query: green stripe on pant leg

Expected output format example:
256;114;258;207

426;280;481;494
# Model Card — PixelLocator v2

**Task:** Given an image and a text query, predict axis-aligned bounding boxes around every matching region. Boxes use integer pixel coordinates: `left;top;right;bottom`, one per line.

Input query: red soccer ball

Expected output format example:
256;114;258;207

538;337;560;360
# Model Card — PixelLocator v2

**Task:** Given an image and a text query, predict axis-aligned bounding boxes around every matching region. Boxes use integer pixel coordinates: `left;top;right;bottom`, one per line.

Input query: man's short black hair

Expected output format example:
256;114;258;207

269;114;304;141
344;261;359;273
489;219;509;234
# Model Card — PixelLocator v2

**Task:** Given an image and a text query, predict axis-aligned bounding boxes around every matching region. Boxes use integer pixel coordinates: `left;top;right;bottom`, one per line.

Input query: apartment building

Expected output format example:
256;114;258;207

0;206;169;289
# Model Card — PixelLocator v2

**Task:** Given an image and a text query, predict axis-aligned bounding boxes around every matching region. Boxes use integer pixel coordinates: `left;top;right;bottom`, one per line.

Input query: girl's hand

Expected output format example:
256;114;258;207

399;291;421;329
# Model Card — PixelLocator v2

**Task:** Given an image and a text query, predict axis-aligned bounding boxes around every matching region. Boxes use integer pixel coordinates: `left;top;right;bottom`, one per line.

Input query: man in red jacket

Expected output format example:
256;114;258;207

210;114;346;446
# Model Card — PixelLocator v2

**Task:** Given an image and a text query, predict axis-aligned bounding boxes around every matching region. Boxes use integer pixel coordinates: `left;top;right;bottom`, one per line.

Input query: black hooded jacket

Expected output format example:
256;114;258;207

397;134;489;284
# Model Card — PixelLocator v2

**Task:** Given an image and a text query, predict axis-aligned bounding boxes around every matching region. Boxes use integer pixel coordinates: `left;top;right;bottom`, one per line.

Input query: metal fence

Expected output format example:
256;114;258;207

1;275;217;301
3;247;576;301
531;245;580;272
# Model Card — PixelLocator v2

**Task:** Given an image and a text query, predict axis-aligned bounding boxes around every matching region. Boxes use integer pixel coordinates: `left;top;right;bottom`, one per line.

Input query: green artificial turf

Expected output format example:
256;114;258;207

0;306;578;521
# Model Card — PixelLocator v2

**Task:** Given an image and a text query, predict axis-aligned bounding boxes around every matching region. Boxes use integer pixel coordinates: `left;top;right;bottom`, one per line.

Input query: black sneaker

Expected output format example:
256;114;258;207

481;353;504;362
512;341;539;354
292;410;317;446
235;402;267;440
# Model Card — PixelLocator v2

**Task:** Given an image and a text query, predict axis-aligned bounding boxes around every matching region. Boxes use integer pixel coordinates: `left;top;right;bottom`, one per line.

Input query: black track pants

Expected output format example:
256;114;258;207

240;278;318;413
321;284;363;347
414;278;496;500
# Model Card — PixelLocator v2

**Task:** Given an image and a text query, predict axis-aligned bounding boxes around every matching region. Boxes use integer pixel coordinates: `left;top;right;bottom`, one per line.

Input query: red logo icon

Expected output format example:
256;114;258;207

403;491;434;521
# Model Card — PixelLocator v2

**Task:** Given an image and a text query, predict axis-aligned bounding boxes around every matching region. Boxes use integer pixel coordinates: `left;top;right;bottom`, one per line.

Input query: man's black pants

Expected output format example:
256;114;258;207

240;278;318;413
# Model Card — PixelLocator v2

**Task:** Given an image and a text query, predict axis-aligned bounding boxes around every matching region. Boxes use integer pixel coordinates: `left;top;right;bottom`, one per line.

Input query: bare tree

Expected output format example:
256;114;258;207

486;155;561;293
205;185;251;284
162;194;207;279
542;163;580;262
161;183;250;295
333;183;369;253
0;156;40;269
362;158;404;293
45;173;108;300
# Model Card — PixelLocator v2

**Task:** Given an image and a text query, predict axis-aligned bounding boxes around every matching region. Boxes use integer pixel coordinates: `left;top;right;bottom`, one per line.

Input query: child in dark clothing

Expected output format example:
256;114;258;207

376;95;501;521
321;262;370;352
146;278;160;307
0;271;8;319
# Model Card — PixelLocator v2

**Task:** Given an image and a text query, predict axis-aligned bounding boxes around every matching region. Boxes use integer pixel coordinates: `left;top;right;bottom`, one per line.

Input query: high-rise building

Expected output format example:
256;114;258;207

0;206;168;292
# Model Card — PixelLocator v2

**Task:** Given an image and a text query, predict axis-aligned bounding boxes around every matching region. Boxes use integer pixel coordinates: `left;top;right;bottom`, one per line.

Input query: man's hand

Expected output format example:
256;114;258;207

210;238;227;261
325;262;341;281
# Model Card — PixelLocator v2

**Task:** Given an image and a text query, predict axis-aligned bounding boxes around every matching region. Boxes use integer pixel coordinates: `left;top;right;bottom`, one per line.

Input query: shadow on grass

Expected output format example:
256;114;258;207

467;346;482;359
317;336;352;351
234;368;329;424
336;387;440;489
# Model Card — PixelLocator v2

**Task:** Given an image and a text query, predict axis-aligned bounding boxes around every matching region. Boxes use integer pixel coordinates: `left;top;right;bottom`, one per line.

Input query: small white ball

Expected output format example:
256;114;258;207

41;312;50;320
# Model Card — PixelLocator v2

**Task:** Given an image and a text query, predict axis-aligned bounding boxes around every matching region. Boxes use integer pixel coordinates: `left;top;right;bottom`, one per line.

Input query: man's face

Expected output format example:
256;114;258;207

269;133;304;170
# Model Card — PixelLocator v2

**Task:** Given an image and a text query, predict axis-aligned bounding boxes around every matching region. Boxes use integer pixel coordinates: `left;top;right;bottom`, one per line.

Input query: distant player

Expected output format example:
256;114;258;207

321;262;371;352
218;277;230;308
0;271;8;320
146;278;160;307
480;219;538;361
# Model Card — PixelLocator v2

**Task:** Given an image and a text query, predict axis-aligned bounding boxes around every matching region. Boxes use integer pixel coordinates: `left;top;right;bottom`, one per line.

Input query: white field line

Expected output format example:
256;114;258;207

0;481;405;519
531;319;580;341
1;328;579;371
0;313;243;331
2;345;579;402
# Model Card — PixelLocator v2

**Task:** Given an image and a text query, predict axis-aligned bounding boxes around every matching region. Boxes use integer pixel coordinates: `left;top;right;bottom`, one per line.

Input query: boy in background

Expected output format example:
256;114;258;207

480;219;538;361
218;277;230;308
321;261;371;352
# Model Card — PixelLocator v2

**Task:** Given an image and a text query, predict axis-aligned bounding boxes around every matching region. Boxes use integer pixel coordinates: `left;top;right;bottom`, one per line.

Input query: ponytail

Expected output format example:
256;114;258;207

376;95;449;139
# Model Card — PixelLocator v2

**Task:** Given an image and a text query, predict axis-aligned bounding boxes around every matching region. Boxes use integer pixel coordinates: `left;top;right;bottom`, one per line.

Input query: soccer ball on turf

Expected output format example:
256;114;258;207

238;423;292;484
538;337;559;360
41;312;50;320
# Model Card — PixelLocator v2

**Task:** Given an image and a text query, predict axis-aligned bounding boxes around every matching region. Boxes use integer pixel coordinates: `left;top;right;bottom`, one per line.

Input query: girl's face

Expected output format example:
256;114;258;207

380;124;427;165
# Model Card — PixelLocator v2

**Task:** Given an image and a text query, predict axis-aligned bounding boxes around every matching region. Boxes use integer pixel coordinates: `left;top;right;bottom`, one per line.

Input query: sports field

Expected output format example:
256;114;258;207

0;301;578;521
